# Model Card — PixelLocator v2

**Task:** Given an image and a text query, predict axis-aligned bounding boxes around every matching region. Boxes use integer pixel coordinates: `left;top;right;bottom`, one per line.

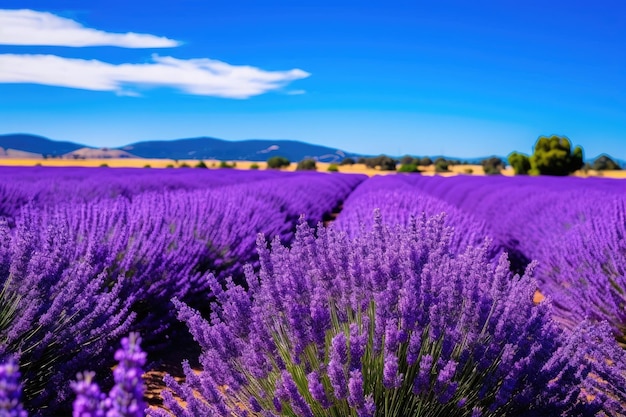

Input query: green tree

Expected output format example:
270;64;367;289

364;155;397;171
250;163;260;170
398;163;420;173
340;157;355;166
195;160;208;169
418;156;433;166
434;158;449;173
528;135;584;176
481;157;504;175
296;158;317;171
508;152;531;175
327;163;339;172
267;156;291;169
592;155;621;171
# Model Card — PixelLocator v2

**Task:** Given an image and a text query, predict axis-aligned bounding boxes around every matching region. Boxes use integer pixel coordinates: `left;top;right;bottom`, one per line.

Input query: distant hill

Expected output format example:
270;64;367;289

120;137;358;162
66;147;138;159
0;147;42;159
0;134;87;157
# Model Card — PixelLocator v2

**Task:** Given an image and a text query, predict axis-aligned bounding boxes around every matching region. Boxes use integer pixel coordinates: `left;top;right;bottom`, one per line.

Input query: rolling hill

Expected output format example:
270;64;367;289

0;134;88;157
120;137;357;162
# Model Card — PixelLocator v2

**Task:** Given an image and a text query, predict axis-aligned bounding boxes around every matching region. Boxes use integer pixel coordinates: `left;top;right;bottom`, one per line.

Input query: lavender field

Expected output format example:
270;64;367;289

2;167;626;417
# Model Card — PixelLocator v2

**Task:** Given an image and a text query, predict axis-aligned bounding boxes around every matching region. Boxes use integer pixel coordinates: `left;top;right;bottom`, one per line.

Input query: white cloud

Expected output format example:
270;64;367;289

0;9;179;47
0;54;310;99
286;89;306;95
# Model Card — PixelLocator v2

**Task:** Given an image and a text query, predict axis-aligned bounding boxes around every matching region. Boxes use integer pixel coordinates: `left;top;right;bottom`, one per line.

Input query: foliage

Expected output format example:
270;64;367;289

397;163;420;173
434;158;449;172
194;161;208;169
481;157;504;175
72;333;146;417
527;135;584;176
327;164;339;172
219;161;236;169
267;156;291;169
507;152;530;175
363;155;397;171
156;215;626;417
592;155;621;171
418;156;433;166
296;159;317;171
250;163;260;170
340;157;355;166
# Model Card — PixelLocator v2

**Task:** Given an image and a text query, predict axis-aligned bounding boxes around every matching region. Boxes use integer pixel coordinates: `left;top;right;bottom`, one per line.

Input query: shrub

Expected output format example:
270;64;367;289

363;155;397;171
0;214;135;415
507;152;530;175
434;158;449;172
157;215;626;417
195;161;208;169
418;156;433;166
250;163;260;170
528;135;584;176
178;163;190;168
219;161;235;169
143;164;151;169
398;163;420;173
327;164;339;172
481;157;504;175
165;164;174;168
296;159;317;171
340;157;355;166
267;156;291;169
99;163;108;168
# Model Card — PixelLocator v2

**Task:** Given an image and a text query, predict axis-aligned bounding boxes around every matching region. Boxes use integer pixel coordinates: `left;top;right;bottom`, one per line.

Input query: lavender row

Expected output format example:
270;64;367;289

334;175;495;256
0;166;326;222
0;169;364;416
153;216;626;417
389;175;626;344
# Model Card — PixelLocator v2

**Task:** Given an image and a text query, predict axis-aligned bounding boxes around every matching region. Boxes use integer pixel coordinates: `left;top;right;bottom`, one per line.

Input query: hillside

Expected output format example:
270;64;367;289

0;134;87;157
65;147;138;159
120;137;357;162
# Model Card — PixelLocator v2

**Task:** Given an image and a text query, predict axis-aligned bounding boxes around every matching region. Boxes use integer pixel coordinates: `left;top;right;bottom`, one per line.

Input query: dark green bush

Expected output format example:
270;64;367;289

296;158;317;171
327;164;339;172
508;152;531;175
398;163;420;173
267;156;291;169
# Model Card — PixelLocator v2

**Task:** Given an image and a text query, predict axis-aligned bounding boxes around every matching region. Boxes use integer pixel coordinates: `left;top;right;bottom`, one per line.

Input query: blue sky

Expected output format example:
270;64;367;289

0;0;624;158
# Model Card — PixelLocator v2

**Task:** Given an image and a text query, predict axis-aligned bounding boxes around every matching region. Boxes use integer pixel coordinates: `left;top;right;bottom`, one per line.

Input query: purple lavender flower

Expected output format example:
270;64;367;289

0;357;28;417
162;213;626;417
71;372;105;417
107;333;146;417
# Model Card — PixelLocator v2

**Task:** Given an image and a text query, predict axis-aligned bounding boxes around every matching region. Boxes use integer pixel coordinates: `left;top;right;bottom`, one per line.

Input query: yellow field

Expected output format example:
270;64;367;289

0;158;623;178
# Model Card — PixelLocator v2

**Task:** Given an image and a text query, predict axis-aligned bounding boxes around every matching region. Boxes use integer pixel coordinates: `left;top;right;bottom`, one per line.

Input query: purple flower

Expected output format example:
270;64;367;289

0;357;28;417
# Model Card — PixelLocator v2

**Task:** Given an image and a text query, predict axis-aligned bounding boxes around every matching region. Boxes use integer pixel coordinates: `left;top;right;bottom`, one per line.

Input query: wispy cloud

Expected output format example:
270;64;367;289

0;54;310;99
0;9;179;47
286;89;306;95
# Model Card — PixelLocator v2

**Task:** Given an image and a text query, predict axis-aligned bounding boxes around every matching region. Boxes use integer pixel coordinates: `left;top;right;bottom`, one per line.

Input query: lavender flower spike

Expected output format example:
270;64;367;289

0;357;28;417
107;332;147;417
71;371;105;417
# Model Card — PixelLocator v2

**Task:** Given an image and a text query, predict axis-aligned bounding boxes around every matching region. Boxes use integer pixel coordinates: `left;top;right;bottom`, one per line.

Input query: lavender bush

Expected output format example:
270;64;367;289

154;214;626;417
72;332;146;417
391;175;626;345
0;213;135;415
